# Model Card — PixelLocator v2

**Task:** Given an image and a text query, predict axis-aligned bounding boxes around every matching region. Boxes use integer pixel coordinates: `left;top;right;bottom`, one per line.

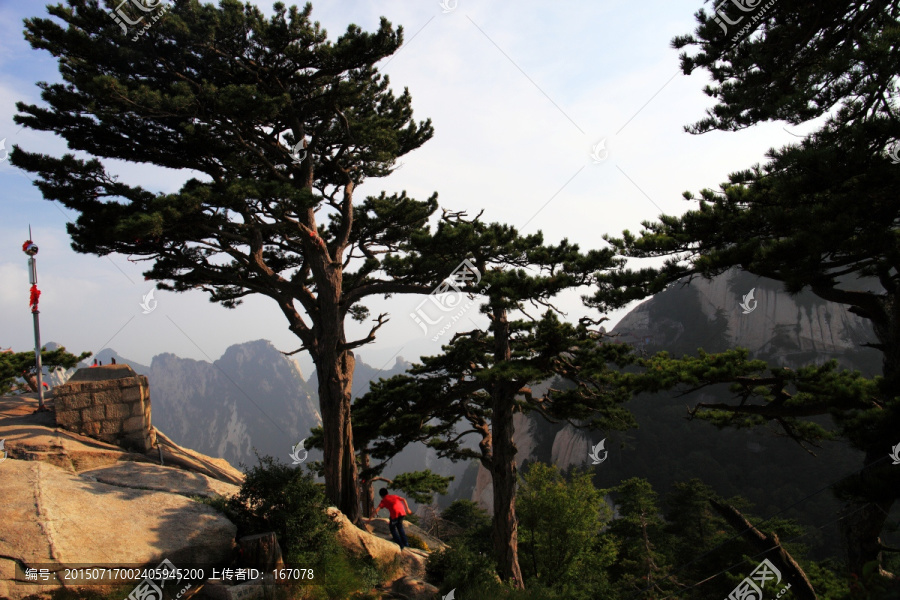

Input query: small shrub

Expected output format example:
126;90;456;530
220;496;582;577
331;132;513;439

407;534;429;552
438;499;492;554
226;455;338;559
425;546;502;596
190;494;230;515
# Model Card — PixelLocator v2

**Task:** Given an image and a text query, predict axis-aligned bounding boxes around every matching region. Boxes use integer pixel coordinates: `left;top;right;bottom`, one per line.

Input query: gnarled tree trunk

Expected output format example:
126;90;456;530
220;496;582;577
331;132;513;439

491;306;525;589
315;347;361;524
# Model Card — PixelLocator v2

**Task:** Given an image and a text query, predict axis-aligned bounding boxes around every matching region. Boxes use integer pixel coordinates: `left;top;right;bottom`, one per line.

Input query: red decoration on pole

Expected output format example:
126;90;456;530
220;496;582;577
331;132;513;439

29;284;41;313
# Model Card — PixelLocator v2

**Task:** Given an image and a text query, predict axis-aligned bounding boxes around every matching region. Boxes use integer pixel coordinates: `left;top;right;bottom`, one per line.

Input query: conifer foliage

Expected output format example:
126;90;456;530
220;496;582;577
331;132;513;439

12;0;438;522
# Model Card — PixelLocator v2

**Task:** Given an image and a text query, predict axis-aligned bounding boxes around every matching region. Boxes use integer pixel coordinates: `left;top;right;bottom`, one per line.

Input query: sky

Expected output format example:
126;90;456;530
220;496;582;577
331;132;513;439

0;0;811;377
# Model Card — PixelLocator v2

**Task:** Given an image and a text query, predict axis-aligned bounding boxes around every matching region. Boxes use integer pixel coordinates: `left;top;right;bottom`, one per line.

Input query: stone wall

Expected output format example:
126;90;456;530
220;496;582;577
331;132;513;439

53;364;156;453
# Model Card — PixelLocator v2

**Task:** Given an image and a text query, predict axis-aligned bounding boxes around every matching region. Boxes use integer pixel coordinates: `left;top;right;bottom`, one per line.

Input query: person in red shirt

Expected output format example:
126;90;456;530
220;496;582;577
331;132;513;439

375;488;411;550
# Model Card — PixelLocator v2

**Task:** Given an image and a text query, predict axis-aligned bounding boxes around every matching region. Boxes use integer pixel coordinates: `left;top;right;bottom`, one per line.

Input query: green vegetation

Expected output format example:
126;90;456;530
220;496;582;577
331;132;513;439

425;465;858;599
0;346;90;395
225;456;390;600
11;0;899;596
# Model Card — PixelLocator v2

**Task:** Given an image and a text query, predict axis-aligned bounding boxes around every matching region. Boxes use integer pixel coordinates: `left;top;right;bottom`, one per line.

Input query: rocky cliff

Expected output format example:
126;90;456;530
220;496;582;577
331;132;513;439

147;339;320;469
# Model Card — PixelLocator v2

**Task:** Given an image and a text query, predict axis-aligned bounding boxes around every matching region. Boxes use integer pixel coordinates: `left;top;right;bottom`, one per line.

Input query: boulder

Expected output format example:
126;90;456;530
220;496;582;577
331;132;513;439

390;576;440;600
361;517;448;552
0;459;236;599
236;533;284;572
155;429;244;485
327;508;428;581
0;394;242;600
80;460;240;499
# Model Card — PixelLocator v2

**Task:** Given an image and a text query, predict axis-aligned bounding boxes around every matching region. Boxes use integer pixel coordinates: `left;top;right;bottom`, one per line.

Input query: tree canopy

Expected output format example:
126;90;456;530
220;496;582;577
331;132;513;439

592;0;900;579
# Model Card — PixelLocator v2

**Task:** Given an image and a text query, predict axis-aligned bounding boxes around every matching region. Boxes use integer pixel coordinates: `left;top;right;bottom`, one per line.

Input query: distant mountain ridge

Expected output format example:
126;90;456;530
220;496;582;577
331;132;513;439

63;341;412;470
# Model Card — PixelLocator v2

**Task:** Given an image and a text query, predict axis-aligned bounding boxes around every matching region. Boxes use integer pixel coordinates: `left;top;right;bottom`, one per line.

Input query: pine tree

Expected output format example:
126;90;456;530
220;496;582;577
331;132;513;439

0;347;91;395
11;0;444;522
594;0;900;577
602;477;680;599
354;223;636;587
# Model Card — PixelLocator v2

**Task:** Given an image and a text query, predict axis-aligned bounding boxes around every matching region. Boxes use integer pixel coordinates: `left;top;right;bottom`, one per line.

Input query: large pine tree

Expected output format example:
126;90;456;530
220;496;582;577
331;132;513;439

11;0;445;522
594;0;900;578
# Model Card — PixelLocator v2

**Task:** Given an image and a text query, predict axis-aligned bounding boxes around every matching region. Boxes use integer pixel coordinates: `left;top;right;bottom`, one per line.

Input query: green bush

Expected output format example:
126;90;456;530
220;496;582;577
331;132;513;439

226;455;338;560
517;463;616;597
426;546;503;596
190;494;229;515
438;499;492;554
225;456;397;599
298;550;384;600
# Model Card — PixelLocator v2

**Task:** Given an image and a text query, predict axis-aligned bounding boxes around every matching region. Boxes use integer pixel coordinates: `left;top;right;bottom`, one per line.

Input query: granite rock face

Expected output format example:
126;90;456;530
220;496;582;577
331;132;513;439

0;395;241;600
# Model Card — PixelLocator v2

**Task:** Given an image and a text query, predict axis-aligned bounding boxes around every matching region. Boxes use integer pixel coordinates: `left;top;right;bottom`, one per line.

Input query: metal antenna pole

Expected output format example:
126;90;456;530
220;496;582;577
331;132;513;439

27;225;45;411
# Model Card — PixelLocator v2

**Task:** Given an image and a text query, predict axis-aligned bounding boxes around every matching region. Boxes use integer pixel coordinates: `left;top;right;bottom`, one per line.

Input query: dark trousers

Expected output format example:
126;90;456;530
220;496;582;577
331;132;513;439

388;515;408;549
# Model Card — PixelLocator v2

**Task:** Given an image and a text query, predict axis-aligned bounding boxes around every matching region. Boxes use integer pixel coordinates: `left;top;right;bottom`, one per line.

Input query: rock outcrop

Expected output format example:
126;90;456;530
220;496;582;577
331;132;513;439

362;518;449;553
388;576;440;600
0;394;241;600
327;508;429;581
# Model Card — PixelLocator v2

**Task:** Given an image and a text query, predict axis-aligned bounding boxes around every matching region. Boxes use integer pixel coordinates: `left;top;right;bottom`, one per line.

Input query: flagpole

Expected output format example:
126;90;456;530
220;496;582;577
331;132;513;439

24;226;45;412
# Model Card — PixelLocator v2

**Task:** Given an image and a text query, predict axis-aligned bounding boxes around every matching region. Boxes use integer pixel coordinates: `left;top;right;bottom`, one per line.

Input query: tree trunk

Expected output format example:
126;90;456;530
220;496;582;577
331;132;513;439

843;293;900;577
490;306;525;589
710;500;818;600
360;453;375;518
316;348;361;523
840;498;892;578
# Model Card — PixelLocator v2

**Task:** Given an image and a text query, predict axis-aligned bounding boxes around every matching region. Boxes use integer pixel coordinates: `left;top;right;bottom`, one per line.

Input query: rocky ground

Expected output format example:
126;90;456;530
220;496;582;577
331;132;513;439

0;393;442;600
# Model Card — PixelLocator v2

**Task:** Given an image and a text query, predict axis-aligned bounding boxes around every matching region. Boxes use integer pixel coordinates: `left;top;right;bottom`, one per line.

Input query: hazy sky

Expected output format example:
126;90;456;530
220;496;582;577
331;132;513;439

0;0;809;376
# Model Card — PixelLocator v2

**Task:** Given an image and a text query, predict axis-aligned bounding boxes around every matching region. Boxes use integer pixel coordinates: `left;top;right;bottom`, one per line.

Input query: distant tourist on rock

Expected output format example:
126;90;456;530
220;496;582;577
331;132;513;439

90;359;98;368
110;357;116;364
375;488;411;550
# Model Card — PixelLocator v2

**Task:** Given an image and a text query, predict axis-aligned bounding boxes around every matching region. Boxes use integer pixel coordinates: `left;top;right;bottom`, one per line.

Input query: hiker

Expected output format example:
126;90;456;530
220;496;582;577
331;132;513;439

375;488;411;550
